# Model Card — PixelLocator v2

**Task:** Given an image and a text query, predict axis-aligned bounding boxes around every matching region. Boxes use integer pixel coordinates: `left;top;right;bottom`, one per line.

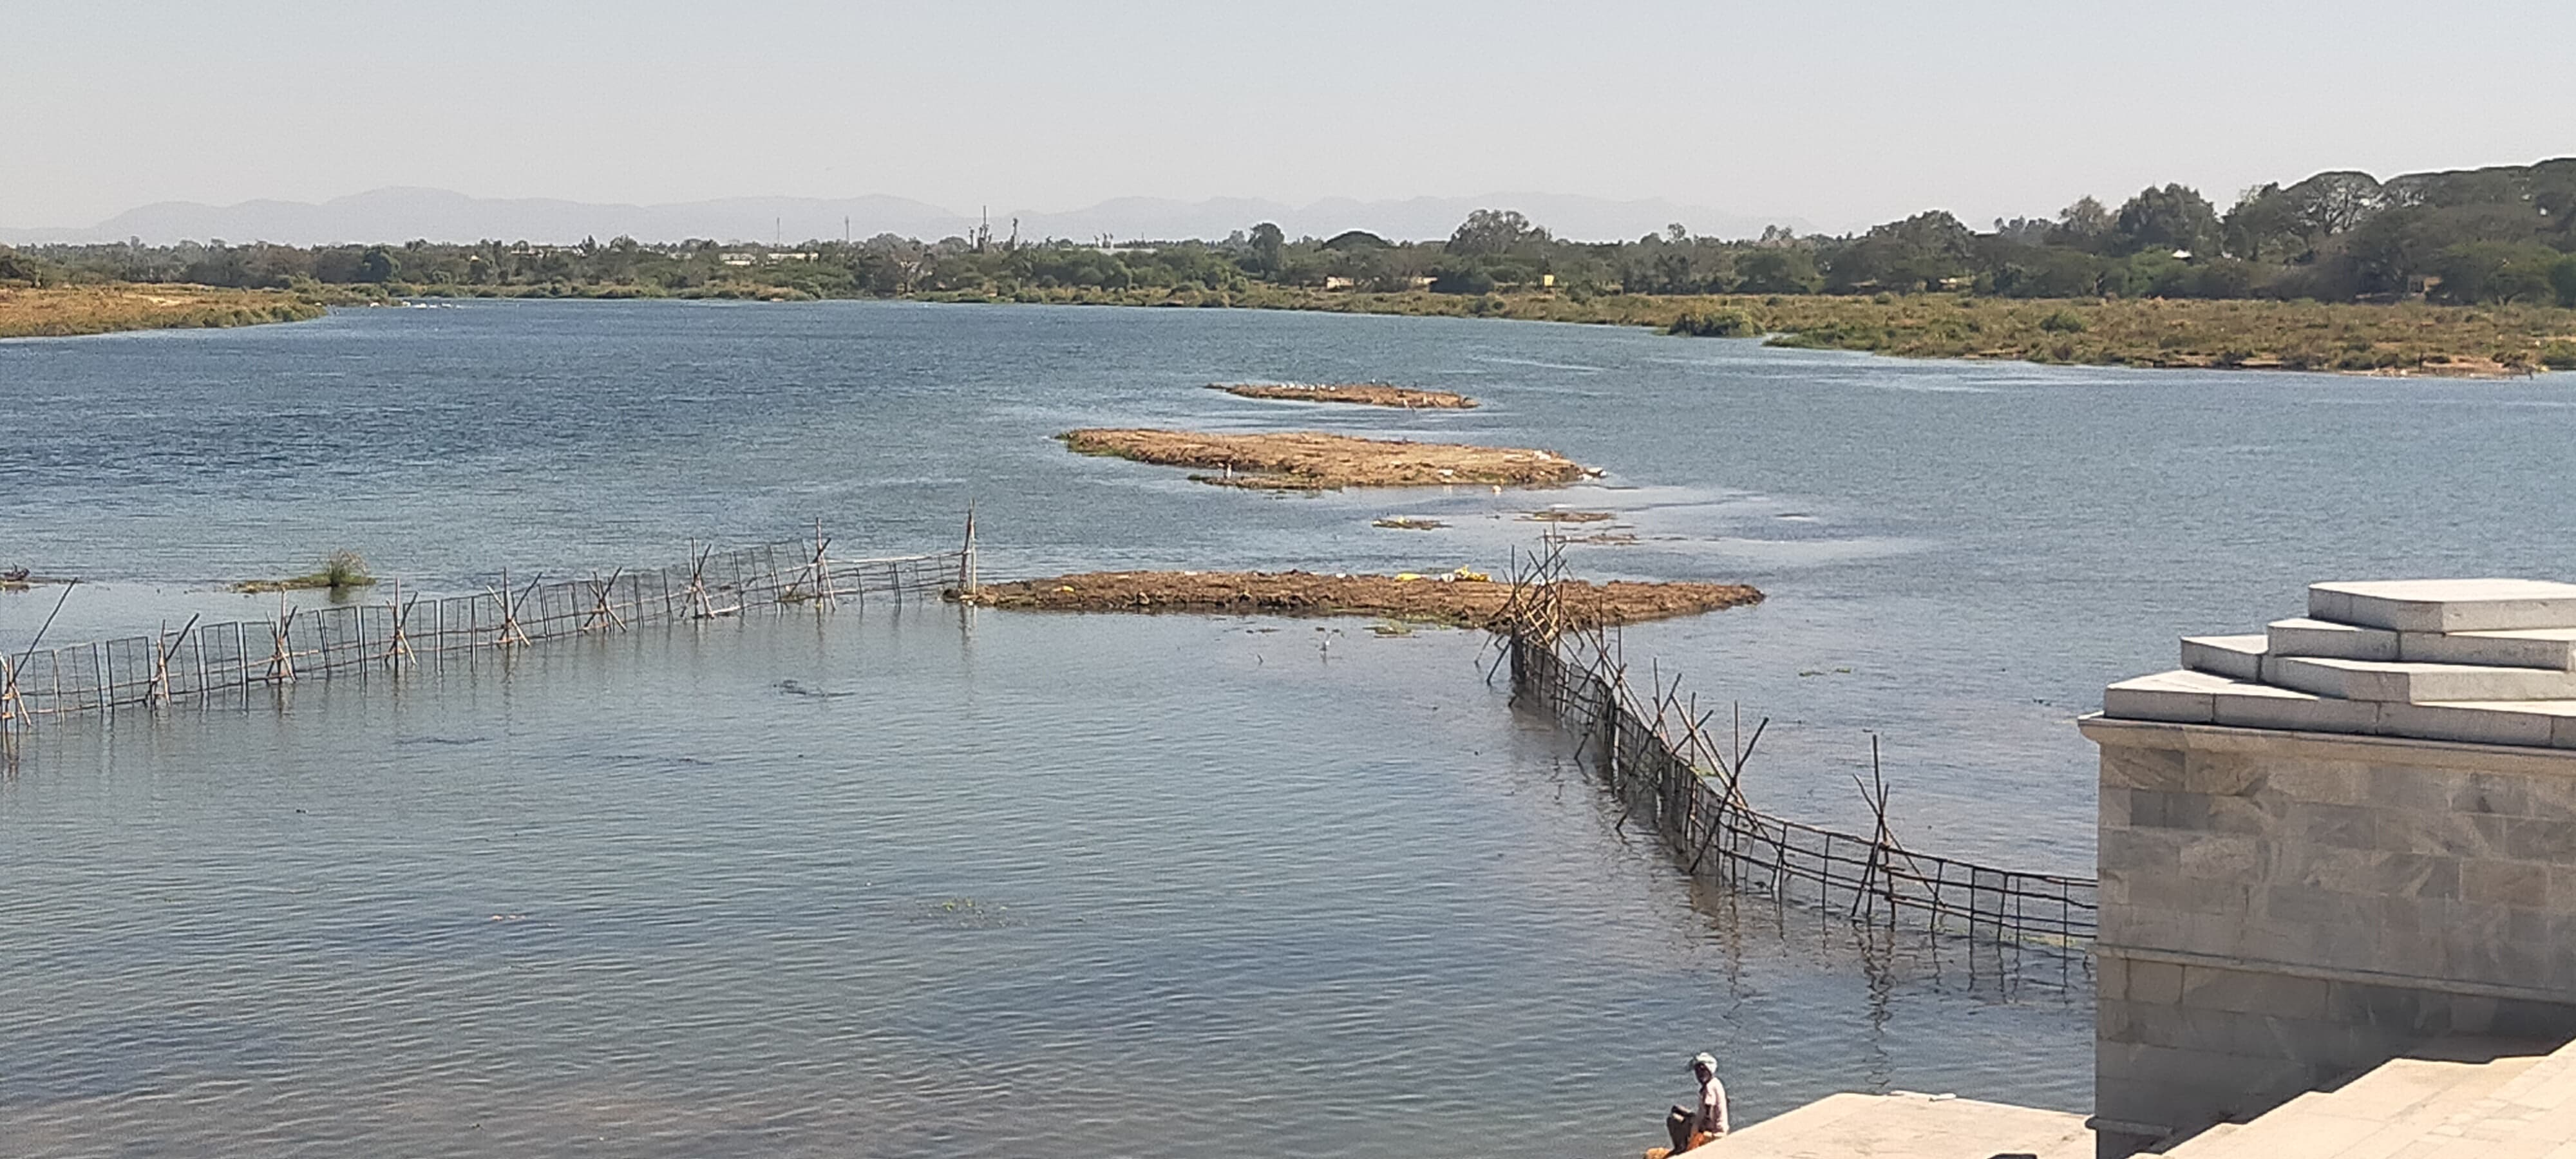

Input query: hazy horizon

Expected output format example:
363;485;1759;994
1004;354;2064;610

6;0;2571;238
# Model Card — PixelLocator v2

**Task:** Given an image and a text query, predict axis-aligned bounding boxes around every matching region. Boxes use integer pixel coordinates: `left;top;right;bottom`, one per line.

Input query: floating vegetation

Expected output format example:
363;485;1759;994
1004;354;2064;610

1372;516;1447;531
1520;509;1616;523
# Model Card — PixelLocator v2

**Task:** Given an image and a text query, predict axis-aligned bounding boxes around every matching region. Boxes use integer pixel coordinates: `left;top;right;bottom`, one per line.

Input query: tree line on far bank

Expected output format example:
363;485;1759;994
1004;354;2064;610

6;158;2573;308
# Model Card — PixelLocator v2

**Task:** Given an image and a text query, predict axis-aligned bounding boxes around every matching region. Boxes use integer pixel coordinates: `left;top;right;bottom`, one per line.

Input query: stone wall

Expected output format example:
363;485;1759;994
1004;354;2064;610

2082;716;2576;1155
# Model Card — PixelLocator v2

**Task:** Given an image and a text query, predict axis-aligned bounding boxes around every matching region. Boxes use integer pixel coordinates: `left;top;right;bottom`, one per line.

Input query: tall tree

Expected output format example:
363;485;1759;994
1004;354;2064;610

2049;196;2114;250
2112;185;2222;256
1446;209;1547;256
1247;221;1285;276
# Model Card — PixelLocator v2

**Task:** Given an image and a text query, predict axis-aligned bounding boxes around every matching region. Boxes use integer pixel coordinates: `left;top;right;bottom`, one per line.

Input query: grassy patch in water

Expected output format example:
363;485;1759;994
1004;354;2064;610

234;550;377;594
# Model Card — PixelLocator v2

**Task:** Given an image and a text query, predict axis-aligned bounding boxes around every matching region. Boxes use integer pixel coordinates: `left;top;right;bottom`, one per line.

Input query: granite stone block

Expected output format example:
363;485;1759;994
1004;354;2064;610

2103;744;2188;792
2177;833;2263;880
2182;964;2331;1020
2285;800;2381;850
2461;860;2550;908
2129;957;2184;1006
2181;749;2269;796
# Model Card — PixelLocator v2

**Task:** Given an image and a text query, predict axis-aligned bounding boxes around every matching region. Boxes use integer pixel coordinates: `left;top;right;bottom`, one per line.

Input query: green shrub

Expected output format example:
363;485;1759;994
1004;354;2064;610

2037;309;2087;334
320;550;372;590
1666;307;1758;337
2539;341;2576;370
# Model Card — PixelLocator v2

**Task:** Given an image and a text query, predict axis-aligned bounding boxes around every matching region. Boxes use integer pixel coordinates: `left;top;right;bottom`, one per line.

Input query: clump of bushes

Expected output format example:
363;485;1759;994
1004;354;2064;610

2539;340;2576;370
1667;307;1759;337
2037;309;2088;334
234;549;376;594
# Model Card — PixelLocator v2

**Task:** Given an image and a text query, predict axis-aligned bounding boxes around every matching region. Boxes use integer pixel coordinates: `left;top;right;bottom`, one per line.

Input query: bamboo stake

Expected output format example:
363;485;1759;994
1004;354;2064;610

383;581;419;666
581;568;629;632
267;595;299;684
148;615;199;707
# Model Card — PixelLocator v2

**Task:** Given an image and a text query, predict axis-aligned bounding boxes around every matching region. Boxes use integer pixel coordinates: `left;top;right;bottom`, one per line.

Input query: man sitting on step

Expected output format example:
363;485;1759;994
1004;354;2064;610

1656;1051;1730;1155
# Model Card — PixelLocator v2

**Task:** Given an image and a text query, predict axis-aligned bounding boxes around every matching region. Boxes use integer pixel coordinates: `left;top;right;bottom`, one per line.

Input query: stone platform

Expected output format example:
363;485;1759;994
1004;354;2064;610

2084;577;2576;1154
1674;1091;2093;1159
2105;579;2576;748
2156;1037;2576;1159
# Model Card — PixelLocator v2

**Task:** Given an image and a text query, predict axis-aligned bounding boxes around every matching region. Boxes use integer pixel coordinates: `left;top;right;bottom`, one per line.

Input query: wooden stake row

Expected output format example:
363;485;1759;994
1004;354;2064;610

1493;536;2098;949
0;526;972;730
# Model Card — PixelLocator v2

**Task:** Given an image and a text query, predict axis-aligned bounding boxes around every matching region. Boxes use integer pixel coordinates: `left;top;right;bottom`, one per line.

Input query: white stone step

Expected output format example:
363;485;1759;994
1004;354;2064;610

2407;627;2576;672
2380;700;2576;748
2273;618;2576;672
2210;679;2384;734
2104;669;2242;724
1675;1091;2092;1158
2311;579;2576;634
2158;1120;2243;1157
2104;669;2389;734
2103;670;2576;749
2269;617;2403;662
2174;1091;2367;1159
2329;1044;2572;1158
2180;1050;2547;1159
2183;634;2269;681
2264;656;2576;704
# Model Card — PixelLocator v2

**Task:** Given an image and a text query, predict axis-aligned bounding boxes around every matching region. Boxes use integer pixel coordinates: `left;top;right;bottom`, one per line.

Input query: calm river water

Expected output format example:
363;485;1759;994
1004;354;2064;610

4;301;2570;1155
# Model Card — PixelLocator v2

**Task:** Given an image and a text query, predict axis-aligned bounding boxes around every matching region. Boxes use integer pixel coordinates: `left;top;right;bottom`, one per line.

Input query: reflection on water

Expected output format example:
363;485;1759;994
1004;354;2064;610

0;612;2087;1158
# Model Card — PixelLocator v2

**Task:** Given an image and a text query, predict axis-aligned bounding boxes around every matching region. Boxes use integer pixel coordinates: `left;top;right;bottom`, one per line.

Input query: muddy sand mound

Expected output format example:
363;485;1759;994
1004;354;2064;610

952;570;1762;629
1061;428;1591;490
1211;382;1478;409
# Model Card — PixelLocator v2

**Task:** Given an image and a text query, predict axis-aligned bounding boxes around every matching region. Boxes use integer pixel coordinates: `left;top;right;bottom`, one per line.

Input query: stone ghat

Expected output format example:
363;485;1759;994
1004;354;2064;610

2103;579;2576;749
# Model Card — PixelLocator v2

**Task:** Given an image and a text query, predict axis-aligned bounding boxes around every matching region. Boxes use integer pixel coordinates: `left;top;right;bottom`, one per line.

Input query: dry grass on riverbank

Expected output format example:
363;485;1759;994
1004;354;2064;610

1211;382;1478;408
0;285;327;338
954;570;1763;628
946;285;2576;377
1061;428;1593;489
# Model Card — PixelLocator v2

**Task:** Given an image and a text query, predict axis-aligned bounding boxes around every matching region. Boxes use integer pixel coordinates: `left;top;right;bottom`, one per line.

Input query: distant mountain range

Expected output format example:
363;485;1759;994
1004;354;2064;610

0;187;1807;247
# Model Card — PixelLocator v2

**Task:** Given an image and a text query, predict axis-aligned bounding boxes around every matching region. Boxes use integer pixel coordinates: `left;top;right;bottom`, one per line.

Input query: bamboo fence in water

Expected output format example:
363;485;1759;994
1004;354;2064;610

1495;548;2098;949
1;530;973;730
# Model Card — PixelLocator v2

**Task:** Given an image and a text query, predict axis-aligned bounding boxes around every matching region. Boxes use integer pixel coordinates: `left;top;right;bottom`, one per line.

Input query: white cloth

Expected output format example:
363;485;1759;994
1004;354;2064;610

1698;1074;1730;1136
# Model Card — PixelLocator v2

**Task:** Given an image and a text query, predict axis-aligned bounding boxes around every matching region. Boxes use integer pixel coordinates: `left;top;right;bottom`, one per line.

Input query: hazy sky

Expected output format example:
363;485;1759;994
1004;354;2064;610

5;0;2568;233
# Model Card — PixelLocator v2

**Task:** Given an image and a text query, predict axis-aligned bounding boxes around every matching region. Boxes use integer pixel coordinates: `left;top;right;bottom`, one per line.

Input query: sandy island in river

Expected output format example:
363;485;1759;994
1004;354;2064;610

1211;382;1479;409
952;570;1762;629
1061;428;1593;489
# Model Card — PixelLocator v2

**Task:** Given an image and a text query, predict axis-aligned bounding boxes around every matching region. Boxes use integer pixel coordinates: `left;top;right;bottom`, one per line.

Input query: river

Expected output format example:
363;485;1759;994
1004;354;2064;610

3;299;2568;1155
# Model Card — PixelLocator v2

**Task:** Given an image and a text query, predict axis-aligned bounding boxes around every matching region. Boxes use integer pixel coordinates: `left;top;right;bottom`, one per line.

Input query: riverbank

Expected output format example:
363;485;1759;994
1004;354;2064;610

954;570;1763;628
343;279;2576;375
918;285;2576;377
1061;428;1593;489
0;285;327;339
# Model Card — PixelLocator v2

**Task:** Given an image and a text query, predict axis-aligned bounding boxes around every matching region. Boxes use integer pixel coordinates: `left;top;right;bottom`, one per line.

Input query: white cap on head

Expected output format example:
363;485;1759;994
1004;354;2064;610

1690;1052;1718;1072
